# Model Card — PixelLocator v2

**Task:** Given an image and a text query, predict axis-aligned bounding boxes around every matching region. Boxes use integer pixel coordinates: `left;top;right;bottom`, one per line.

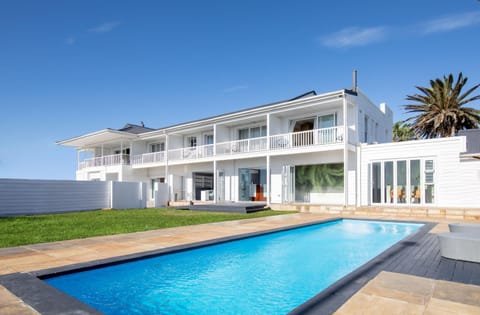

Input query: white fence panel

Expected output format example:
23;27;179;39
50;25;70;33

0;179;147;216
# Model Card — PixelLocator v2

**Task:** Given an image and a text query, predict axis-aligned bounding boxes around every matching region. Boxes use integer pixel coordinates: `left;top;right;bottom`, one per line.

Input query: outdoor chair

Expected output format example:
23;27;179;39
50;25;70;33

438;222;480;263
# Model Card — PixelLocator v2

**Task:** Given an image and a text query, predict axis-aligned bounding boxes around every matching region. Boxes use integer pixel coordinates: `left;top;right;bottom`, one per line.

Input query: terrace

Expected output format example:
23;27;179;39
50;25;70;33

129;126;345;168
0;212;479;315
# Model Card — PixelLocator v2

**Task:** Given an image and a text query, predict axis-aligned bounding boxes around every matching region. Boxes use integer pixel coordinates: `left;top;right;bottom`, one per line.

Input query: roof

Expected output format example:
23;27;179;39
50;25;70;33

118;123;155;134
58;89;347;147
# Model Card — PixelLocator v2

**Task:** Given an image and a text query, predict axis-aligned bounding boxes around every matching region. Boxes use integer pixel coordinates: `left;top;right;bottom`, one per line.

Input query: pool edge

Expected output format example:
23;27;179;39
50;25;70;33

0;218;432;315
288;220;435;315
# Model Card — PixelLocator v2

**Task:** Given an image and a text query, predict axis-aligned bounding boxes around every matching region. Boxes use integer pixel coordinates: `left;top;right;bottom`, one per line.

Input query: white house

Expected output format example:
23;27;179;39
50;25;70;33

58;87;480;210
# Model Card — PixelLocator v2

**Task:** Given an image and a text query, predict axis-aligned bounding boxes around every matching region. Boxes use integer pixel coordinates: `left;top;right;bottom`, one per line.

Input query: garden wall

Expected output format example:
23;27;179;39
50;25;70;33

0;179;146;216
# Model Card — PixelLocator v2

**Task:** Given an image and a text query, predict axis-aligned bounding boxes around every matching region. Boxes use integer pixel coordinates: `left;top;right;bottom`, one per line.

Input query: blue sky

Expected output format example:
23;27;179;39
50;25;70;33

1;0;479;179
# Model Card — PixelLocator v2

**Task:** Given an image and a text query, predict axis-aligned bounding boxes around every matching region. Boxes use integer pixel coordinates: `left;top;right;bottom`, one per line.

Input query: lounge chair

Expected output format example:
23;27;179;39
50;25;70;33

448;223;480;236
438;232;480;263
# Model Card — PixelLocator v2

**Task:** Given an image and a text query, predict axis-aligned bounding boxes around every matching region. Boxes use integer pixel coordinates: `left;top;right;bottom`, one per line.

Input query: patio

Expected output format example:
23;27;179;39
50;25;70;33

1;213;479;315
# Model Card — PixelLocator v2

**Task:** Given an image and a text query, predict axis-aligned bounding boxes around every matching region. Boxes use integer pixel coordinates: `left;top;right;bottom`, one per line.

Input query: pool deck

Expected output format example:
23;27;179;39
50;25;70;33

1;212;479;314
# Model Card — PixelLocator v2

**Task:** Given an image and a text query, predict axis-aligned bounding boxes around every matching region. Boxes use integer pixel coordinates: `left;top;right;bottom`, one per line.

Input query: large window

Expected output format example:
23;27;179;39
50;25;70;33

410;160;420;204
397;161;407;203
372;162;381;203
238;126;266;140
384;161;393;204
424;160;434;204
318;113;336;129
150;142;165;152
371;158;434;205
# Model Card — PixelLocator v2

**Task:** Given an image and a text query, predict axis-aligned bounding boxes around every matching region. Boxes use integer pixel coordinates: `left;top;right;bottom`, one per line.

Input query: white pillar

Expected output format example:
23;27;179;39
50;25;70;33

213;160;217;204
266;155;271;206
165;134;170;201
343;92;349;207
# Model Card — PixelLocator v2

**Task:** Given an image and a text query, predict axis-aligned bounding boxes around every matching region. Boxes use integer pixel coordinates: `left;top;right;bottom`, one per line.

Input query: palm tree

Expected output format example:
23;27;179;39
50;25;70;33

404;73;480;138
392;121;415;142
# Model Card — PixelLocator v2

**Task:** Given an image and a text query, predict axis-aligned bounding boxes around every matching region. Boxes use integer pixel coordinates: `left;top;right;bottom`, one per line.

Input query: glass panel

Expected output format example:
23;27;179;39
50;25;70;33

295;164;344;203
261;125;267;137
250;127;261;138
384;161;393;203
410;160;421;204
372;162;381;203
396;160;407;203
318;114;335;129
425;185;434;204
425;160;434;184
238;128;249;140
205;134;214;145
239;168;266;202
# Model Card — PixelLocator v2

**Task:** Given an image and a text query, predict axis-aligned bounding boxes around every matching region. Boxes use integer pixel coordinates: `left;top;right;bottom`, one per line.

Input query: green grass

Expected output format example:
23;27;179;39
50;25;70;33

0;208;296;248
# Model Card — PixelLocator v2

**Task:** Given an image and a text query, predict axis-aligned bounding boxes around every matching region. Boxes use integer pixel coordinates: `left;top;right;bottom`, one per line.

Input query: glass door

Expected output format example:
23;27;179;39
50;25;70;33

239;168;251;201
282;165;295;203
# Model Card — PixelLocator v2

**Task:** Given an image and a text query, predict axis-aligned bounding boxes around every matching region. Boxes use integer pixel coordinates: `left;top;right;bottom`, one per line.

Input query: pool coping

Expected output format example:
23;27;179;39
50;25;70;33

0;217;434;315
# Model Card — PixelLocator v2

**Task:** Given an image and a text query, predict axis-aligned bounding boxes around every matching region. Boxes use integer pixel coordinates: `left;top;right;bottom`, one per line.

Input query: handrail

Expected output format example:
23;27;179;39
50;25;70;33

83;127;345;169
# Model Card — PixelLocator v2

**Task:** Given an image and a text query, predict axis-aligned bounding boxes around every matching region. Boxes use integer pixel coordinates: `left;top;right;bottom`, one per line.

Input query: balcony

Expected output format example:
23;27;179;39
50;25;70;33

130;126;344;167
78;154;130;170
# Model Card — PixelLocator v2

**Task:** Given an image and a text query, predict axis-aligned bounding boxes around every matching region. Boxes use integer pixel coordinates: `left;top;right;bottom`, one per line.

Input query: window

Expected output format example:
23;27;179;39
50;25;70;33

410;160;421;204
238;125;267;140
425;160;434;203
187;136;197;148
384;161;394;204
364;115;369;142
371;158;433;205
372;162;381;203
397;160;407;203
318;113;336;129
204;134;214;145
150;143;165;152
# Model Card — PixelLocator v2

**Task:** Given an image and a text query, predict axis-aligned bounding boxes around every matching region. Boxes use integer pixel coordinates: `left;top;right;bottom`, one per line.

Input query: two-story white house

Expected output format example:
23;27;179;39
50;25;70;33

58;88;395;208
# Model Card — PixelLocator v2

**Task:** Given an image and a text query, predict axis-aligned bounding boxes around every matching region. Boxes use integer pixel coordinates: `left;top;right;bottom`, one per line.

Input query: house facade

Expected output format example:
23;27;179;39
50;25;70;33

58;88;480;209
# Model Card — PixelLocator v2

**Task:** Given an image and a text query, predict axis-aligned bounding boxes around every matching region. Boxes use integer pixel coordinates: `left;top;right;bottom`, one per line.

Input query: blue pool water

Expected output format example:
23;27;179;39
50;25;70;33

45;219;422;314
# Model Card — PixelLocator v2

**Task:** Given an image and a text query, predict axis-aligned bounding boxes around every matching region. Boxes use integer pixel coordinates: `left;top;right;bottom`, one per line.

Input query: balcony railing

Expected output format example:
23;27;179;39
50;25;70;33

216;137;268;155
168;144;214;161
270;126;343;151
131;151;166;165
78;154;130;170
123;126;345;168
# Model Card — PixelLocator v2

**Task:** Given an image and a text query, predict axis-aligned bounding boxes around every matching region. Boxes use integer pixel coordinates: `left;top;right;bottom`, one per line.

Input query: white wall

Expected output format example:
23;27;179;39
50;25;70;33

349;91;392;144
359;136;480;208
0;179;148;216
111;181;146;209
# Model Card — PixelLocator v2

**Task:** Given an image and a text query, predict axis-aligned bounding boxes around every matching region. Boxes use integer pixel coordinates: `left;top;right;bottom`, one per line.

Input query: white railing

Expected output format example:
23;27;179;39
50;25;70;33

168;144;215;162
83;127;345;169
269;126;344;150
216;137;268;155
132;151;166;165
78;154;130;170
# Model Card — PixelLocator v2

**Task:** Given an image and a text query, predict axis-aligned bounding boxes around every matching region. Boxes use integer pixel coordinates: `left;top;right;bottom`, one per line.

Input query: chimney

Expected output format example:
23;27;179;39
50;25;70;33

352;69;358;93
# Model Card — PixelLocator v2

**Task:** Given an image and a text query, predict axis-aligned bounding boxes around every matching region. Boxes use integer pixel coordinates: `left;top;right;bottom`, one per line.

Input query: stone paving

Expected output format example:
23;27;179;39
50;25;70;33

0;212;478;314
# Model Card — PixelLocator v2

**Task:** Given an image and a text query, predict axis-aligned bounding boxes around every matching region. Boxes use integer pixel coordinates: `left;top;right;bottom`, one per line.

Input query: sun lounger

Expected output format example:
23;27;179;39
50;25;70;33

448;223;480;236
438;232;480;263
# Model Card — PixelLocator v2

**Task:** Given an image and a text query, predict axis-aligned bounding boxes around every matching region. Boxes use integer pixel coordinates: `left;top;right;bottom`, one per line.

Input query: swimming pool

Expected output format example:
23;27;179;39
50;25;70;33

45;219;423;314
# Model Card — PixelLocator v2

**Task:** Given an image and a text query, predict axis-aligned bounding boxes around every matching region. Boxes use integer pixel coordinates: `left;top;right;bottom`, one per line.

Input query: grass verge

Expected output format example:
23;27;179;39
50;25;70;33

0;208;296;248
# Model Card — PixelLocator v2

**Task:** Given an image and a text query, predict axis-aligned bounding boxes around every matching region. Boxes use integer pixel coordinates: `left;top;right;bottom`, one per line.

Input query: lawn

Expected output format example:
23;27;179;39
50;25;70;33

0;208;296;248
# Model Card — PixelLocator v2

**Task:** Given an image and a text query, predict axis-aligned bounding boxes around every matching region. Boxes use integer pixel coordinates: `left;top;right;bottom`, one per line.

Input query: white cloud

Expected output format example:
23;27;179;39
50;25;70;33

321;26;387;48
88;21;121;33
223;85;248;93
422;11;480;34
65;36;75;45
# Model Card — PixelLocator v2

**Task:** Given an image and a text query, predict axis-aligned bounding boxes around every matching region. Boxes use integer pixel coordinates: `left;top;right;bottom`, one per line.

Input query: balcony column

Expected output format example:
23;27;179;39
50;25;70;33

266;113;271;206
213;160;217;204
266;155;271;206
343;92;348;207
213;124;217;204
165;134;170;201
